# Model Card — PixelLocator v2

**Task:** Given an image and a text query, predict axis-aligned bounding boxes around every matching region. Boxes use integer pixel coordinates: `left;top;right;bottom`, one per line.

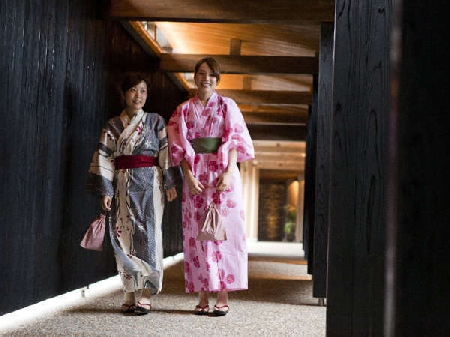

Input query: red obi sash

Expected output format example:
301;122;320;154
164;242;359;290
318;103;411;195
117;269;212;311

115;155;157;169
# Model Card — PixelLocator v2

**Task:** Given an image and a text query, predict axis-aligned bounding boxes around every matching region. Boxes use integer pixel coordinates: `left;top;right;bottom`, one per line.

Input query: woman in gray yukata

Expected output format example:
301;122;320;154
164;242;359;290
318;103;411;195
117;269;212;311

87;73;177;315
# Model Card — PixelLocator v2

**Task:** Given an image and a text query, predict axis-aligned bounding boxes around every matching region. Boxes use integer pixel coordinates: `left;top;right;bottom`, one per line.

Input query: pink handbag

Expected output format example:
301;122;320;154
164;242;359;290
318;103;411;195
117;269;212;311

80;213;106;251
196;204;227;241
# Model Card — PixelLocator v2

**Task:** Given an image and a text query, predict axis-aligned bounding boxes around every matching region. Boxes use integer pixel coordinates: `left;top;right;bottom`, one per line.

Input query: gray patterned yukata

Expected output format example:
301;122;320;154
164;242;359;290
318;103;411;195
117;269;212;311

88;109;177;294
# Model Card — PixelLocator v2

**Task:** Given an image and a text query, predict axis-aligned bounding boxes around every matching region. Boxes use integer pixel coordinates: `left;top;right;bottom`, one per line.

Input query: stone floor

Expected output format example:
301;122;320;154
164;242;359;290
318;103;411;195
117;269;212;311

0;242;326;336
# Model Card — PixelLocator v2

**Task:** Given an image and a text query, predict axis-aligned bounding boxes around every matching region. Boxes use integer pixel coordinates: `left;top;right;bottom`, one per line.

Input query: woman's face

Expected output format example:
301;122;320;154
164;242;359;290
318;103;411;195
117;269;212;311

124;80;148;111
194;62;218;98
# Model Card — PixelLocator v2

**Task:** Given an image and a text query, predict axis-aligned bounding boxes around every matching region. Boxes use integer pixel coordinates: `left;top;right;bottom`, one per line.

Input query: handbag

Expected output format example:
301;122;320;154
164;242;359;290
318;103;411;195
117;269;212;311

80;213;106;251
196;204;227;241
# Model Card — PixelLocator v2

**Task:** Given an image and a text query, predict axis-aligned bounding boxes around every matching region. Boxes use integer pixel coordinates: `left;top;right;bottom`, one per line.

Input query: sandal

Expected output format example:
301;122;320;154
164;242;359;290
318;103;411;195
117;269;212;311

120;303;136;314
194;304;210;315
135;301;152;315
213;304;229;316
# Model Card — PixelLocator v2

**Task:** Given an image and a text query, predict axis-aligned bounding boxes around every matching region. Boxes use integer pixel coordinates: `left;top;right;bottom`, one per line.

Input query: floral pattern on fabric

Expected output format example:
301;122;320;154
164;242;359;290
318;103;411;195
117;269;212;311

168;92;254;293
88;109;177;294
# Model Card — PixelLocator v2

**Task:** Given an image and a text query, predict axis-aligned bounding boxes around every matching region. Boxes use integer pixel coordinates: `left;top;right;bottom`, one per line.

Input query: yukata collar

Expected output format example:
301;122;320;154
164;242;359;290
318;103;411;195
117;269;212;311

120;108;144;126
194;91;218;105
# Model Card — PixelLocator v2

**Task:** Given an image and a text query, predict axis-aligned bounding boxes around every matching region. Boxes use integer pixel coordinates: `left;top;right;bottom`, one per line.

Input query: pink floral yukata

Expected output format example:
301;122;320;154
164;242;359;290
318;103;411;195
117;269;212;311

168;91;254;293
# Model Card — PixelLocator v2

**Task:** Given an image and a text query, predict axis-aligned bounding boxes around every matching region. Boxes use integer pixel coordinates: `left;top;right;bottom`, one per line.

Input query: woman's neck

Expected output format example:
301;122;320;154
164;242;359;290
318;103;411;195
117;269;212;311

125;107;139;119
197;92;212;106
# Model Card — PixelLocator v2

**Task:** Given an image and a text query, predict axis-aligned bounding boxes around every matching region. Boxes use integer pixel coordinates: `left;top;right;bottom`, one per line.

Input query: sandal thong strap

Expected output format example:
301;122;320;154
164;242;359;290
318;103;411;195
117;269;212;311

120;303;136;313
213;304;229;316
195;304;209;310
137;301;152;308
194;304;210;315
135;301;152;315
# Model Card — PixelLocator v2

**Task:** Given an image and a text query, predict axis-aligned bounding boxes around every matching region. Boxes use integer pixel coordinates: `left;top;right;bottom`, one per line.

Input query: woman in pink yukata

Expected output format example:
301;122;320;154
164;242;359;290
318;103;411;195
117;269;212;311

167;57;254;316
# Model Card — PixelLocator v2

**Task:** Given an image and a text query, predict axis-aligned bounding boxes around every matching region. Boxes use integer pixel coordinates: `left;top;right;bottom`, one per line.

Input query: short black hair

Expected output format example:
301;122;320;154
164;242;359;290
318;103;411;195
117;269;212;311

120;72;148;94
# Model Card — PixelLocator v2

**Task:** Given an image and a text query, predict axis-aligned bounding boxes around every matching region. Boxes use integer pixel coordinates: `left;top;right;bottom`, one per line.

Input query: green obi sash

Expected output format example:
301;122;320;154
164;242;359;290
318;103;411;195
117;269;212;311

190;137;222;153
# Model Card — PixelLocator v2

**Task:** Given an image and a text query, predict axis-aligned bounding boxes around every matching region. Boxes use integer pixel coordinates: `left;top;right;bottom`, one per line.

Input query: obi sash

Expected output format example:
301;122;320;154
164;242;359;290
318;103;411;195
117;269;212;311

115;155;157;169
190;137;222;154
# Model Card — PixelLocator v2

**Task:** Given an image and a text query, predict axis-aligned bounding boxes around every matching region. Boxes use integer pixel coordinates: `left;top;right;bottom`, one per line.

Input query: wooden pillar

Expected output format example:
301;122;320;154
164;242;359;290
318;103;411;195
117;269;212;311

313;22;334;300
241;160;259;241
303;75;318;272
387;1;450;335
327;1;392;335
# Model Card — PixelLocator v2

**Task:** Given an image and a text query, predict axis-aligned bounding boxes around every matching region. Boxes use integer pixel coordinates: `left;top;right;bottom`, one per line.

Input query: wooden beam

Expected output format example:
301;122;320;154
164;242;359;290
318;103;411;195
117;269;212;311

253;140;306;153
255;160;305;171
239;104;310;116
259;170;304;180
248;124;306;141
189;89;312;104
106;0;335;23
243;111;307;125
256;152;305;162
159;54;318;74
120;21;189;90
229;38;242;56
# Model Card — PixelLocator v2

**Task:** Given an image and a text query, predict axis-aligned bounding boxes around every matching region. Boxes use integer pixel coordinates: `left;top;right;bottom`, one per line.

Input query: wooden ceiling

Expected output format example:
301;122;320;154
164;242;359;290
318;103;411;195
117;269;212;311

104;0;335;176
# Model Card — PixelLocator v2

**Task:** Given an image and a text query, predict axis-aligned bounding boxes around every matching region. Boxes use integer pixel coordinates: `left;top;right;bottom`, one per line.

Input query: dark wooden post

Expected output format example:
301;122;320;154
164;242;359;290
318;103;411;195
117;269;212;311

387;1;450;335
303;75;318;273
313;22;334;300
326;1;392;335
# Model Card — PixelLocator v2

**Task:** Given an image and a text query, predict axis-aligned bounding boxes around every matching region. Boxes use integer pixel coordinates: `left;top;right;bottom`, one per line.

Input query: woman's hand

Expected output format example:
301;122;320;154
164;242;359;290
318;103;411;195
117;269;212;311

166;187;177;202
186;172;205;195
181;159;204;195
216;149;237;192
216;170;232;192
102;195;112;212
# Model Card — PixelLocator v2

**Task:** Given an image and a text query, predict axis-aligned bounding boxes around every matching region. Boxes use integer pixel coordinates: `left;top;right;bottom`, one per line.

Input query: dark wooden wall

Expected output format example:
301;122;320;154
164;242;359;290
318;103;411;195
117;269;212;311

303;83;318;272
0;0;185;315
387;1;450;335
312;23;334;299
326;1;391;335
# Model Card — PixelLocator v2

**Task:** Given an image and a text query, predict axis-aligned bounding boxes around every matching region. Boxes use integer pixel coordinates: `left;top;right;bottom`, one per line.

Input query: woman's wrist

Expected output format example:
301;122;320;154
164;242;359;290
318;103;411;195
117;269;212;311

225;162;236;173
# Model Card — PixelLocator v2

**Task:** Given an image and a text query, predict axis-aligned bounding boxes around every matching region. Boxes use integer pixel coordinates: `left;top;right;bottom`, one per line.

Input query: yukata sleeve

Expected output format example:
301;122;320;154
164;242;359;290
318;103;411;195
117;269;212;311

218;97;255;167
156;115;179;190
167;103;196;169
87;121;116;197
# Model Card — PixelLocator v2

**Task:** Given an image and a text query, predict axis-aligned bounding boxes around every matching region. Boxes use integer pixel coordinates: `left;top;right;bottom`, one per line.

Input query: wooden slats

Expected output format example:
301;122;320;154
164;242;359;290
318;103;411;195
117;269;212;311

256;152;305;163
189;89;312;104
159;54;318;74
255;160;306;171
253;140;306;171
238;104;310;116
106;0;335;23
248;124;307;141
243;111;307;125
253;140;306;153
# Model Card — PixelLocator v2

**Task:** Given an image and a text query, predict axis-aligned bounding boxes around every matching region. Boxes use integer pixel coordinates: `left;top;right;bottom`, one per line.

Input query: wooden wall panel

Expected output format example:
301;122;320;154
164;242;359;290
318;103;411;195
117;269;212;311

313;23;334;299
387;1;450;335
1;0;75;312
303;76;318;274
0;0;185;315
327;1;391;335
